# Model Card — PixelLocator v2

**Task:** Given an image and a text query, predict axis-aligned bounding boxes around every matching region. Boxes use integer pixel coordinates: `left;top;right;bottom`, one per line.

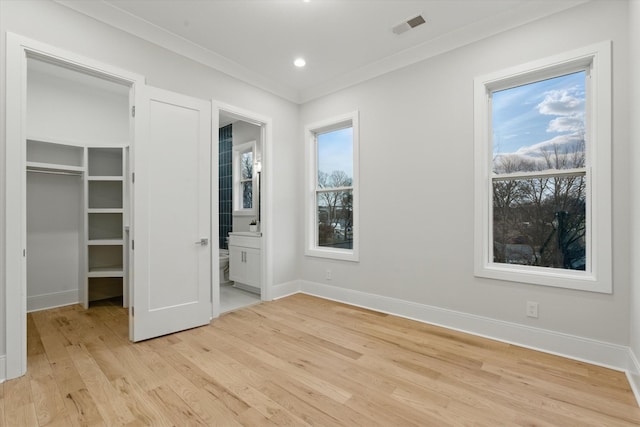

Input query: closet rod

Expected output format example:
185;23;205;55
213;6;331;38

27;168;82;176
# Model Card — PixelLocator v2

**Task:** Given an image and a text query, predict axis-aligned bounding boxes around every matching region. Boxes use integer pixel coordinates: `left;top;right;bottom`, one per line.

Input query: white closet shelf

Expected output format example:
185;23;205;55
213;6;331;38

27;135;87;147
88;176;123;181
88;268;124;278
87;239;124;246
88;208;124;214
26;161;84;174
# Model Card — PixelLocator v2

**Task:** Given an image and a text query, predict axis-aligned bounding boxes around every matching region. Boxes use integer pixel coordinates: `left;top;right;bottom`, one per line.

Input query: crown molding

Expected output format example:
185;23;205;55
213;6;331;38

54;0;301;103
298;0;589;103
55;0;588;105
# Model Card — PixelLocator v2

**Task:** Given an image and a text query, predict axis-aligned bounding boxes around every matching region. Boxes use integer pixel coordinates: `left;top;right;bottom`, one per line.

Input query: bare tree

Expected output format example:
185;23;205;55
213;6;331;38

492;139;586;269
318;170;352;247
241;152;253;208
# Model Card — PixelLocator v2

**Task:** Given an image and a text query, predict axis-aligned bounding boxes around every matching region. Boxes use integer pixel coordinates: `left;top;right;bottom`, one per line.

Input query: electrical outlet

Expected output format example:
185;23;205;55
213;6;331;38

526;301;539;318
325;269;332;280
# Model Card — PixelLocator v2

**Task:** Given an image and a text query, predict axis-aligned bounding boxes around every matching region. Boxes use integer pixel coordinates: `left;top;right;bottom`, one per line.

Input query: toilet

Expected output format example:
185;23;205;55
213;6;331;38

219;249;232;285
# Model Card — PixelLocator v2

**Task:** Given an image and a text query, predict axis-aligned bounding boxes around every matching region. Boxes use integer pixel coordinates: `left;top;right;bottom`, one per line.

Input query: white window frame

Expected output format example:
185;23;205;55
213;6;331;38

305;111;360;262
473;41;612;293
233;140;257;216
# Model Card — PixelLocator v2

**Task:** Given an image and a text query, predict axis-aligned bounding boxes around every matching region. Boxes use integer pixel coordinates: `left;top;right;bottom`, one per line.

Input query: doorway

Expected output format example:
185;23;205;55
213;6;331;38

213;104;273;318
5;33;214;380
4;33;145;379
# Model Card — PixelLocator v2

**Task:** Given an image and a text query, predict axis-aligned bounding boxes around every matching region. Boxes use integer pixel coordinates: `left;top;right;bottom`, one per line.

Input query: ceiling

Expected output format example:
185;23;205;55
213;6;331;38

56;0;588;103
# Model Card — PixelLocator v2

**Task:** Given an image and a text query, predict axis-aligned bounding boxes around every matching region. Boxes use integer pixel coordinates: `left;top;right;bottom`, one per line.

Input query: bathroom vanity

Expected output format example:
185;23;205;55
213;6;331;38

228;232;261;294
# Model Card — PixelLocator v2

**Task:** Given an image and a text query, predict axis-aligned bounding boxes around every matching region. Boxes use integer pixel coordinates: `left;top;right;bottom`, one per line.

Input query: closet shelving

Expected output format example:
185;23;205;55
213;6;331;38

26;137;85;174
86;147;127;304
26;137;128;308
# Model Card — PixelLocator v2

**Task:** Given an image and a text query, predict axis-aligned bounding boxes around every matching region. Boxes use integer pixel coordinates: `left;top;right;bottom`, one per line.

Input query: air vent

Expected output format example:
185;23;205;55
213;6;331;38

392;14;426;35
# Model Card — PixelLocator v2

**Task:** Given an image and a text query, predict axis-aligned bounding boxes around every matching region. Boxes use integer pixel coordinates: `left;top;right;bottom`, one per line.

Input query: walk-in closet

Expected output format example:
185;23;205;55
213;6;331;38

26;58;130;312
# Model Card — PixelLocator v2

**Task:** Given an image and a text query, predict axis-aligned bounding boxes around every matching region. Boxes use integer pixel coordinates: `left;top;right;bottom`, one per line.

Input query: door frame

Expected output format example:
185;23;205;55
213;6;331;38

212;101;273;319
4;32;144;380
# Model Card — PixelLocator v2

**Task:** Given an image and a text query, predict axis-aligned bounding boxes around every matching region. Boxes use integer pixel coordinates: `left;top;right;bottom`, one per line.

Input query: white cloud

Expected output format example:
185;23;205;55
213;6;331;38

515;133;583;159
546;114;585;133
494;133;585;173
493;81;586;173
537;87;585;117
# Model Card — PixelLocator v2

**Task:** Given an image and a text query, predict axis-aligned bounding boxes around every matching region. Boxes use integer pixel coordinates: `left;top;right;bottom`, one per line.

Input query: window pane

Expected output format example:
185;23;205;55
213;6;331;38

492;71;586;174
241;151;253;180
242;181;252;209
493;175;586;270
317;190;353;249
317;128;353;187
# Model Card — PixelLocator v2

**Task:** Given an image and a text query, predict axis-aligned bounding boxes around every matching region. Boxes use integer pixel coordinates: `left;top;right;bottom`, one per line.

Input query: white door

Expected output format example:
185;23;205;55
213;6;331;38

131;85;212;341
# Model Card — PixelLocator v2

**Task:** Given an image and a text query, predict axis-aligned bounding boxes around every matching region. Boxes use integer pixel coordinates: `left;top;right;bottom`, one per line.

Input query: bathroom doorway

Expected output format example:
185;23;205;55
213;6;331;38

215;105;271;315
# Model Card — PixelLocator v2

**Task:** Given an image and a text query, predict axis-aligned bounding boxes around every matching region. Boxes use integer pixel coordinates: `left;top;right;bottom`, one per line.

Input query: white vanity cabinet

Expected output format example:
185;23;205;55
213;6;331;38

228;233;261;292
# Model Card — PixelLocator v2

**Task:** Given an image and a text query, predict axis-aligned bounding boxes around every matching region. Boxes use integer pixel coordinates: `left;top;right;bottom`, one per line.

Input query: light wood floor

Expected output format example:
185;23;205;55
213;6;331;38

1;294;639;426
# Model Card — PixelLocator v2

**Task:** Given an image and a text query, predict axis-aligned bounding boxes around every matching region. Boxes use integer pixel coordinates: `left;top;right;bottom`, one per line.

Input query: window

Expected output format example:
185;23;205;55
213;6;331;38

305;112;359;261
233;141;256;215
474;42;612;293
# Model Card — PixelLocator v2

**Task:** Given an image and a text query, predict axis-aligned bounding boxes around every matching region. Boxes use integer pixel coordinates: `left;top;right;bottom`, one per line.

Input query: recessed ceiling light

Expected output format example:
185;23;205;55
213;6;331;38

294;58;306;68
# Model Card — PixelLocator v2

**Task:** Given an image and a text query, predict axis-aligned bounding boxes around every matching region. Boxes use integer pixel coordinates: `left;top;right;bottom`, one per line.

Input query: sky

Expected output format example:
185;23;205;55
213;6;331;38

492;71;586;169
317;127;353;179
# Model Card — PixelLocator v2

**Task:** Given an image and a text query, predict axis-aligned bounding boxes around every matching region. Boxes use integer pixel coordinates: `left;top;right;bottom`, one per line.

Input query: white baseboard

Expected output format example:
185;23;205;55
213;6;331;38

27;290;79;313
627;349;640;405
268;279;640;405
270;279;301;300
298;280;631;373
233;282;260;294
0;354;6;383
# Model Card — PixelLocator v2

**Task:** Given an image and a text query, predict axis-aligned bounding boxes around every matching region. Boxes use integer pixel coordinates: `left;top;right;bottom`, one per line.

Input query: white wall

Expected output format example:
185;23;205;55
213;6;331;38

27;62;130;145
300;1;631;345
27;173;83;310
0;0;301;359
628;0;640;390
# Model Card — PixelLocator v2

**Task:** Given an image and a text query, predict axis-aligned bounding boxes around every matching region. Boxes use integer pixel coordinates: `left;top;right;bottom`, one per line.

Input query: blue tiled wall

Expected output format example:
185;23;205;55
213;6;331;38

219;124;233;249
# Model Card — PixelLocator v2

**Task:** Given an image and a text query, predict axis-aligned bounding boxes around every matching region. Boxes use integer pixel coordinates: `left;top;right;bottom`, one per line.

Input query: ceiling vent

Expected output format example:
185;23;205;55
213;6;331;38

392;15;426;35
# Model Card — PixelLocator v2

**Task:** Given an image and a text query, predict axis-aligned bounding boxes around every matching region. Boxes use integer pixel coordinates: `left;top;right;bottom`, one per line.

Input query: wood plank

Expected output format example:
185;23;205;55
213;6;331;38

1;294;639;426
29;373;71;427
65;343;136;425
0;382;5;427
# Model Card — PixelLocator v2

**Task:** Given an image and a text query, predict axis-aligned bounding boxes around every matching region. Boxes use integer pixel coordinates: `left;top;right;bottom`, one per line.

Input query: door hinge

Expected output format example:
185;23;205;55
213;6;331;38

132;172;135;183
23;249;26;257
131;106;136;117
132;240;134;250
131;306;134;316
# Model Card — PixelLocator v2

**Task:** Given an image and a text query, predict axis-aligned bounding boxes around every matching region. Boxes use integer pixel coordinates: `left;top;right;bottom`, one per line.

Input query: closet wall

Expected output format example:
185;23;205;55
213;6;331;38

26;58;129;311
26;169;82;310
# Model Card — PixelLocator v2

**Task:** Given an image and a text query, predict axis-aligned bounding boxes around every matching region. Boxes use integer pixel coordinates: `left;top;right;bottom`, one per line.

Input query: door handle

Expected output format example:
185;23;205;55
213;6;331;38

195;238;209;246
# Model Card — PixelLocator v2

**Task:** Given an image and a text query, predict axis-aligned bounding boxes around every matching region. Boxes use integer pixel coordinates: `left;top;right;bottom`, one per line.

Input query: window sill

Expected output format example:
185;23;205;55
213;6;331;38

474;263;611;294
305;247;359;262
